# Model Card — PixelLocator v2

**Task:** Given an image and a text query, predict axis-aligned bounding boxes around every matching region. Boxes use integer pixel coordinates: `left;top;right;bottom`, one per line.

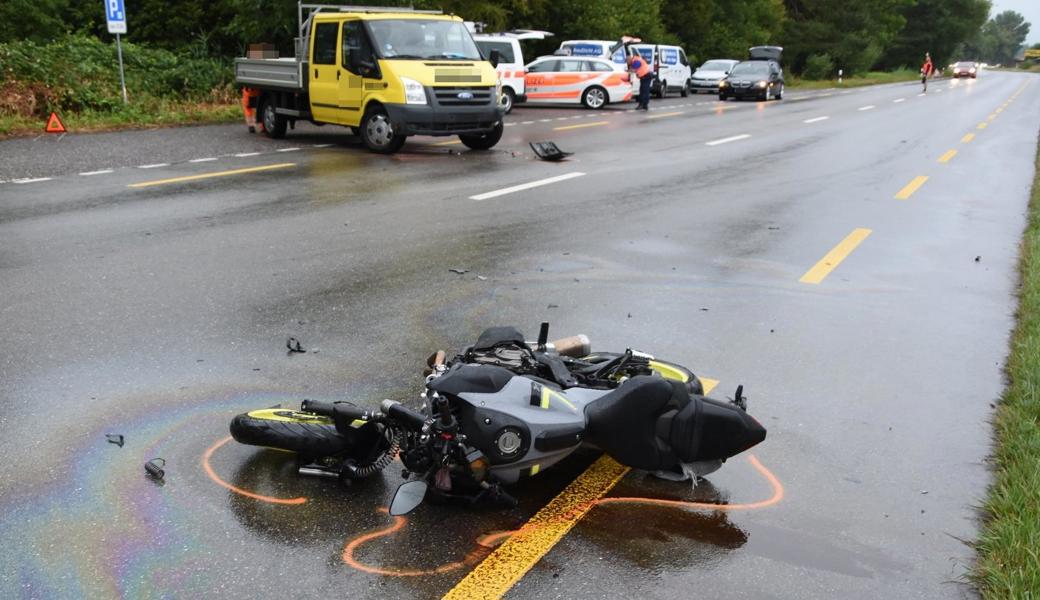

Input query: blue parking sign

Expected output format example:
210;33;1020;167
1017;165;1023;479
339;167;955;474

105;0;127;34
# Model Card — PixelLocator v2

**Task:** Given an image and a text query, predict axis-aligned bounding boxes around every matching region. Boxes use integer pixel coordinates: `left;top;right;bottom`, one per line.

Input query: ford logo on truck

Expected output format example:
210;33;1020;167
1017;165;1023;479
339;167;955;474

457;92;474;100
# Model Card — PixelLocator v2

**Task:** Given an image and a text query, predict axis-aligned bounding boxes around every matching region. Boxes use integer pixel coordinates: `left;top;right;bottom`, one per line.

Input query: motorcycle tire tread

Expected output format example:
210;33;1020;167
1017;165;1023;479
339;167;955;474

230;413;349;456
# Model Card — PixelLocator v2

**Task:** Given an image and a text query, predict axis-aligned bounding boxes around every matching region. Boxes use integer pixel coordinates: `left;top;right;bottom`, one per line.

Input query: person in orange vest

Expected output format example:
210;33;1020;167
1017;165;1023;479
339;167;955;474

920;52;934;93
610;36;653;110
628;50;653;110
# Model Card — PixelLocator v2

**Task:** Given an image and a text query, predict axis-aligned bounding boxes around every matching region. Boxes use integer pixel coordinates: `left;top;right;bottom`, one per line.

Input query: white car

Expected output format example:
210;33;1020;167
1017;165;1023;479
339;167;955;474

690;59;739;94
524;56;633;109
472;30;553;113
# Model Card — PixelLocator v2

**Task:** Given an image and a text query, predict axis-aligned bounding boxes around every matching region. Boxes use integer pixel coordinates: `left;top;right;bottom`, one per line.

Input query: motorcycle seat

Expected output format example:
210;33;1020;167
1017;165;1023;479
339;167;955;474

583;375;690;471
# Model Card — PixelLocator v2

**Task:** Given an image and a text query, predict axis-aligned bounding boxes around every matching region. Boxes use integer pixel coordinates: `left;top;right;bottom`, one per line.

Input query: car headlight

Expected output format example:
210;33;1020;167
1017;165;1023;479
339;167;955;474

401;77;427;105
969;68;976;73
719;81;729;87
757;81;768;88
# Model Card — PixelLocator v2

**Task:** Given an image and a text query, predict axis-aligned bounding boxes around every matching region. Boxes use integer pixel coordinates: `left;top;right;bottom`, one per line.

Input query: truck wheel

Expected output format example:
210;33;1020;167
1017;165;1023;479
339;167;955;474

459;121;503;150
360;107;406;154
501;88;515;114
260;98;287;139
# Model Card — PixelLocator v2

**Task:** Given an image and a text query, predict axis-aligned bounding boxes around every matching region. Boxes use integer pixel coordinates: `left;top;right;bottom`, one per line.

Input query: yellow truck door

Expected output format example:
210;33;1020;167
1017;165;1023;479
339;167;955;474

309;20;342;123
338;20;366;123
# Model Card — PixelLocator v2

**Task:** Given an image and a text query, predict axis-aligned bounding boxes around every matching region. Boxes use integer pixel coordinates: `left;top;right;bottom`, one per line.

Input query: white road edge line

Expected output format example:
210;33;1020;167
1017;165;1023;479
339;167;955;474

470;172;586;201
189;157;218;162
705;134;751;146
138;163;169;169
12;177;52;184
803;116;829;123
893;98;905;103
858;105;875;111
79;169;114;176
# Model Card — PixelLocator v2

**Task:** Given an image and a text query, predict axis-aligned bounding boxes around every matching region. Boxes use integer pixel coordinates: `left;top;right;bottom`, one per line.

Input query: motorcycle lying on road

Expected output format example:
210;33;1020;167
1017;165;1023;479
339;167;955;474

230;324;766;514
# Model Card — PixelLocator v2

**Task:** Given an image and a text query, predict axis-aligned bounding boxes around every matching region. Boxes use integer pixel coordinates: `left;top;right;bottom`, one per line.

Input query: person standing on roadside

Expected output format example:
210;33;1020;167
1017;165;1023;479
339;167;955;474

628;50;653;110
921;52;934;92
609;36;653;110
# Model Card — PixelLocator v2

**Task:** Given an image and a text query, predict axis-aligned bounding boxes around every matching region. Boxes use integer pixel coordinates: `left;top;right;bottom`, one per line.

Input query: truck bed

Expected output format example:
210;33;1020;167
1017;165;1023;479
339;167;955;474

235;58;307;91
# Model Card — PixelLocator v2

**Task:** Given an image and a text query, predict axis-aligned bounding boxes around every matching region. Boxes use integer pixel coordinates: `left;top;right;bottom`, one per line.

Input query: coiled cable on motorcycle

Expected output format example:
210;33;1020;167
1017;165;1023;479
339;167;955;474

350;427;401;479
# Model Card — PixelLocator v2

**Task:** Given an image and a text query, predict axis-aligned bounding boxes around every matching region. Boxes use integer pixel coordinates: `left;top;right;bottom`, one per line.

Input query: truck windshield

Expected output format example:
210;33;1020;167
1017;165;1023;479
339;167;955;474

367;20;482;60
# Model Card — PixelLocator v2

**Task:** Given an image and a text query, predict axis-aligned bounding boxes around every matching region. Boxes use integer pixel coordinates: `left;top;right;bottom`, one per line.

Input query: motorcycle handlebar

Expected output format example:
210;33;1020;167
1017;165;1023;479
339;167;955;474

381;400;427;430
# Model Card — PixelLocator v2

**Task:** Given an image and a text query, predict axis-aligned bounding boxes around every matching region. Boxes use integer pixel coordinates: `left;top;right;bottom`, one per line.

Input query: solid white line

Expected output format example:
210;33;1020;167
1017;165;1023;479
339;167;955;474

858;105;875;111
470;172;586;201
521;121;534;125
538;119;552;123
803;116;829;123
504;123;515;127
893;98;905;103
189;157;218;163
556;117;568;121
705;134;751;146
234;152;260;157
276;147;300;152
138;163;169;169
79;169;114;176
12;177;52;184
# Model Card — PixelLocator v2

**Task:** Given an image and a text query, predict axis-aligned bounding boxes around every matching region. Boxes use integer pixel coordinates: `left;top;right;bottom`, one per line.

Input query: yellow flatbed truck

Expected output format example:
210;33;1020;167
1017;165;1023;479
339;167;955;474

236;3;504;153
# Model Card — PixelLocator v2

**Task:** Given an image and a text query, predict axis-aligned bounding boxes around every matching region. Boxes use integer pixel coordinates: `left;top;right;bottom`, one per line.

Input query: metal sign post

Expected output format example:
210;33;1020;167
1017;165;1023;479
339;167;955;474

105;0;128;104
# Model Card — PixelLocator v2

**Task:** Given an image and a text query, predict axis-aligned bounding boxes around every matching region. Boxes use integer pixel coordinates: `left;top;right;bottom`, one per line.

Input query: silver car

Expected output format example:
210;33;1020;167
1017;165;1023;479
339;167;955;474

690;59;739;94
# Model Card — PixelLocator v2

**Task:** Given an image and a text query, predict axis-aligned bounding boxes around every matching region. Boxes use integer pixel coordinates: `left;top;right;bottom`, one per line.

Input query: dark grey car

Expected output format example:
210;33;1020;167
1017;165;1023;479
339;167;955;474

718;59;784;101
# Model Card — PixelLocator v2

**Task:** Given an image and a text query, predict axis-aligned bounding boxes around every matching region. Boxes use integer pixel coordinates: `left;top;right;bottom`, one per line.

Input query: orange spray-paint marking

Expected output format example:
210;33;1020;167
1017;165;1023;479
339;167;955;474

340;454;783;576
202;436;307;505
342;508;489;576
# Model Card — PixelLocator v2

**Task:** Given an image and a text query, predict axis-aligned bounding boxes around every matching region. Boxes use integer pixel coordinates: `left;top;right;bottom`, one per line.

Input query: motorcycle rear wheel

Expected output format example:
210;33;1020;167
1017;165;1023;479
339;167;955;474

231;408;359;457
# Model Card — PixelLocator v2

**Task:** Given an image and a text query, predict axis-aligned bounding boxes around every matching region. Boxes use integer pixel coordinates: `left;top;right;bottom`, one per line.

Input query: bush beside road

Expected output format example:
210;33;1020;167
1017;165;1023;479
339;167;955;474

0;34;237;136
787;68;922;90
973;133;1040;596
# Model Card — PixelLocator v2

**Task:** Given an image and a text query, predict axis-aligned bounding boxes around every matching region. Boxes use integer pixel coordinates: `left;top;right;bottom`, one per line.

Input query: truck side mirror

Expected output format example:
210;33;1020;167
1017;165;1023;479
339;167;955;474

488;49;501;68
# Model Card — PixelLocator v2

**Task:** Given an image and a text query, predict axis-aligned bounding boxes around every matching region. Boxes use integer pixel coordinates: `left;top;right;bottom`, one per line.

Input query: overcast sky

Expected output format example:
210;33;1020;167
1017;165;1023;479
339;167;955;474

990;0;1039;45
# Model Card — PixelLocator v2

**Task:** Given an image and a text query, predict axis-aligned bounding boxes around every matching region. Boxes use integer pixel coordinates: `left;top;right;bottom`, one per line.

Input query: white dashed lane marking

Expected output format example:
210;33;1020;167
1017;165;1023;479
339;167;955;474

79;169;114;176
137;163;169;169
189;157;218;163
705;134;751;146
12;177;52;184
803;116;829;123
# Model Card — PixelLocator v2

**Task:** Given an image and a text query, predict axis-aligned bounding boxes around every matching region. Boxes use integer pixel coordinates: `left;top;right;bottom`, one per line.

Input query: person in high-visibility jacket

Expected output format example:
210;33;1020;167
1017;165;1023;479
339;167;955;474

628;52;653;110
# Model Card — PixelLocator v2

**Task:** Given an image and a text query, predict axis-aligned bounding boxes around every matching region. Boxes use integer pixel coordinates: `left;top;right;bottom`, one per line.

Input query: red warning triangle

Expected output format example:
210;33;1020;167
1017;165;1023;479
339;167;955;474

45;112;66;133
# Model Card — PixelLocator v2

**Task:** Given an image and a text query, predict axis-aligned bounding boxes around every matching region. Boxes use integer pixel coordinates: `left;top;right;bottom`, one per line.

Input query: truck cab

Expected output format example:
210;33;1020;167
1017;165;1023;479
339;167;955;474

236;5;504;154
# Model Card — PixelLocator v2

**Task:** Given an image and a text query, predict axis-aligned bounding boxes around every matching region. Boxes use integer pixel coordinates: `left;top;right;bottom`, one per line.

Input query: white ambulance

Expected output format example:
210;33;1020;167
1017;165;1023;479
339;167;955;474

472;30;553;113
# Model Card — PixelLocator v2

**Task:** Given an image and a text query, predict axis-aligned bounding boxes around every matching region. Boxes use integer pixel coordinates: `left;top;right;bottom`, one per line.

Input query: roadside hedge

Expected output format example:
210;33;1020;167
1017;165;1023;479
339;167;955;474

0;34;234;118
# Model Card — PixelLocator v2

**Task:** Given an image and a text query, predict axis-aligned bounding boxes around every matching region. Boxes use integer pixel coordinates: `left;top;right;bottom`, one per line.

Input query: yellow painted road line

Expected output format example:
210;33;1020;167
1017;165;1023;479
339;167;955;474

895;175;929;200
799;228;873;284
128;163;296;188
444;378;718;600
938;149;957;163
978;122;988;130
553;121;608;131
961;133;975;143
433;139;463;146
987;113;997;120
647;111;683;119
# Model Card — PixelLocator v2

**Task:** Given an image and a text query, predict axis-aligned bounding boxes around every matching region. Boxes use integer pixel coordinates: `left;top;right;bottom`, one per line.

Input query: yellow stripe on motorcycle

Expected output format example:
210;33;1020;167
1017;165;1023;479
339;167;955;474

540;387;577;412
648;360;691;383
244;408;365;428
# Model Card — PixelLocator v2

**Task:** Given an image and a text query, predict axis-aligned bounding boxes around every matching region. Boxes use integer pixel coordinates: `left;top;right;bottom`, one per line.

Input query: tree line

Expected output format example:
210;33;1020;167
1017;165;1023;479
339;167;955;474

0;0;1031;75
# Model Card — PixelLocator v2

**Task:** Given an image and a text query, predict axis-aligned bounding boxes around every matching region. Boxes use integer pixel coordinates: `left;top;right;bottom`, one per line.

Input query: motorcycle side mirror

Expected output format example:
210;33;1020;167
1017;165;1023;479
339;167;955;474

389;480;428;516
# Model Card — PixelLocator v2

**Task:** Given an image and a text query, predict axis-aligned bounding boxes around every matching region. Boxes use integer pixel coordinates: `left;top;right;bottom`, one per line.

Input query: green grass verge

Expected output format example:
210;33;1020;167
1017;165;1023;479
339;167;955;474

972;133;1040;596
0;101;241;138
788;68;921;90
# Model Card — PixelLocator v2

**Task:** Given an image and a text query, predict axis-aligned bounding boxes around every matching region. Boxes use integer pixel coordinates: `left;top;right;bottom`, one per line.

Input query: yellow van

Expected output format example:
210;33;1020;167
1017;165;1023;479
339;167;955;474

236;5;504;153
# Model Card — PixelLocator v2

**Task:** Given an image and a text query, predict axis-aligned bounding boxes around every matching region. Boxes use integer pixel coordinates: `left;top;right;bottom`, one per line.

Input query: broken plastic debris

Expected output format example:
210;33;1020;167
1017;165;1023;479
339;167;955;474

286;337;305;353
529;141;573;161
105;434;124;448
449;268;469;275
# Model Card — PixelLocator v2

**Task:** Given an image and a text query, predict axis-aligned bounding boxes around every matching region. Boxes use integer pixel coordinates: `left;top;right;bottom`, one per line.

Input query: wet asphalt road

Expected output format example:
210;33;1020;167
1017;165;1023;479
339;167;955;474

1;72;1038;599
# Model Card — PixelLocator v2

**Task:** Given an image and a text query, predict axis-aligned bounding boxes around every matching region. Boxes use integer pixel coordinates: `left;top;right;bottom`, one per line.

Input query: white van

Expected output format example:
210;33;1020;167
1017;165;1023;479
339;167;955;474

473;30;553;113
558;40;628;66
631;44;692;97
